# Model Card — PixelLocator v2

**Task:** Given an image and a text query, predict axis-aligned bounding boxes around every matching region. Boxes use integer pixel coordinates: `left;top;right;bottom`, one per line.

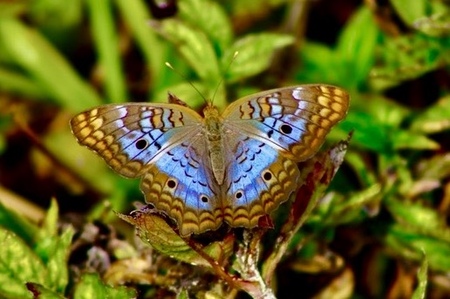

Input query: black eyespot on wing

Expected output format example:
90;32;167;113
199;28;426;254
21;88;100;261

136;139;148;150
167;179;177;188
235;191;243;199
280;124;293;135
201;196;208;203
263;171;272;181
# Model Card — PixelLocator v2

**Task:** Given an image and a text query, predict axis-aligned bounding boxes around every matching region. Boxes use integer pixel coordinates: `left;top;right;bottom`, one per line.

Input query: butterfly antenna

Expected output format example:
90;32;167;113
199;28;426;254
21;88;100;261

211;51;239;105
165;62;208;105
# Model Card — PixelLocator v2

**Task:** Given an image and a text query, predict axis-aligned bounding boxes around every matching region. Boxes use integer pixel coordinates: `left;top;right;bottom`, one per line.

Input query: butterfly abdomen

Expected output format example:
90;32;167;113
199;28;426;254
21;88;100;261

203;105;227;185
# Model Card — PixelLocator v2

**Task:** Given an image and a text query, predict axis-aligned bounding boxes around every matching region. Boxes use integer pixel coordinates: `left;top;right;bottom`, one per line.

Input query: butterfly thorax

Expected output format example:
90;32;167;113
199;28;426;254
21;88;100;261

203;104;225;185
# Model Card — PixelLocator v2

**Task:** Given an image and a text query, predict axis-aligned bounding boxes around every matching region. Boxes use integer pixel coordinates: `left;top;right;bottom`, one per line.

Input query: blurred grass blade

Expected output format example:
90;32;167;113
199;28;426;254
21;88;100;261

0;68;48;99
0;18;101;111
115;0;168;92
86;0;127;103
412;254;428;299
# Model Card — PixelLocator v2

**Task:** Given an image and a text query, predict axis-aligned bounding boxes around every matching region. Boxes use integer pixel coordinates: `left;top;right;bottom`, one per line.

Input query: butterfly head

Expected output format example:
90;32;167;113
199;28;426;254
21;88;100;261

202;102;221;118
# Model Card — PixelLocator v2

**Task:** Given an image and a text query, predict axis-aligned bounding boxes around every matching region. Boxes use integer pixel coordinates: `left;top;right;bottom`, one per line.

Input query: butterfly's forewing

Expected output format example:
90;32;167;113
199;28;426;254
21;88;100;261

222;85;349;162
70;103;204;178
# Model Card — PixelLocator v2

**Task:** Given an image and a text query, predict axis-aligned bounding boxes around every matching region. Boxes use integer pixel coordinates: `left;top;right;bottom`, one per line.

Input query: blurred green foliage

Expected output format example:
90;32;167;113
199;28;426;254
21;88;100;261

0;0;449;298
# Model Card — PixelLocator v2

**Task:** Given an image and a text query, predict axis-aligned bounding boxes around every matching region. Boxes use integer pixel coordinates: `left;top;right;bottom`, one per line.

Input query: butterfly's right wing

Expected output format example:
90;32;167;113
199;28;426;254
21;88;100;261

70;103;204;178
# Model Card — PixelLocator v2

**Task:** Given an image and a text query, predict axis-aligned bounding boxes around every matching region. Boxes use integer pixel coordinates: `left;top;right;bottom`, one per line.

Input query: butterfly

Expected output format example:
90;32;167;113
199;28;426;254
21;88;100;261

70;85;349;236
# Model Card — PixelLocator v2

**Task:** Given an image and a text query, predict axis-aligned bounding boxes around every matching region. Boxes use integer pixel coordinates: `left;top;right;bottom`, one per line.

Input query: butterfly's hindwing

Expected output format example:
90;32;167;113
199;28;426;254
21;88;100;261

222;134;300;228
140;138;223;236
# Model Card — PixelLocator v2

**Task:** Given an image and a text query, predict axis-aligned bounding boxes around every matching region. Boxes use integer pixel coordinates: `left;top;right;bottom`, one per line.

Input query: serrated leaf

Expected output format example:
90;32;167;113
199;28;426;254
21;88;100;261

45;227;74;293
178;0;233;53
222;33;294;83
176;289;190;299
0;227;46;299
154;19;221;83
73;273;135;299
39;198;59;239
118;210;234;267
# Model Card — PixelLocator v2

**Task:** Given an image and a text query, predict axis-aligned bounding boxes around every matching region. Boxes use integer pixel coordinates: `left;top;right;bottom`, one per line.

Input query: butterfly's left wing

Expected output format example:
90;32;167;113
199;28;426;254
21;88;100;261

222;85;349;162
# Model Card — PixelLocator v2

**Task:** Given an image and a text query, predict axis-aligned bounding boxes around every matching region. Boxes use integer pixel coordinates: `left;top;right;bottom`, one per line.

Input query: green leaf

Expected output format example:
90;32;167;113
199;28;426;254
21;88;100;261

0;227;46;299
118;211;234;267
154;19;221;84
44;227;74;293
340;111;392;153
410;94;450;134
0;200;39;245
315;183;382;226
73;273;136;299
412;254;428;299
370;33;450;89
392;130;439;150
179;0;233;54
390;0;450;37
39;198;59;239
296;42;340;84
0;18;101;111
176;289;190;299
386;198;449;235
390;0;427;26
385;224;450;272
336;6;380;89
222;33;294;83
